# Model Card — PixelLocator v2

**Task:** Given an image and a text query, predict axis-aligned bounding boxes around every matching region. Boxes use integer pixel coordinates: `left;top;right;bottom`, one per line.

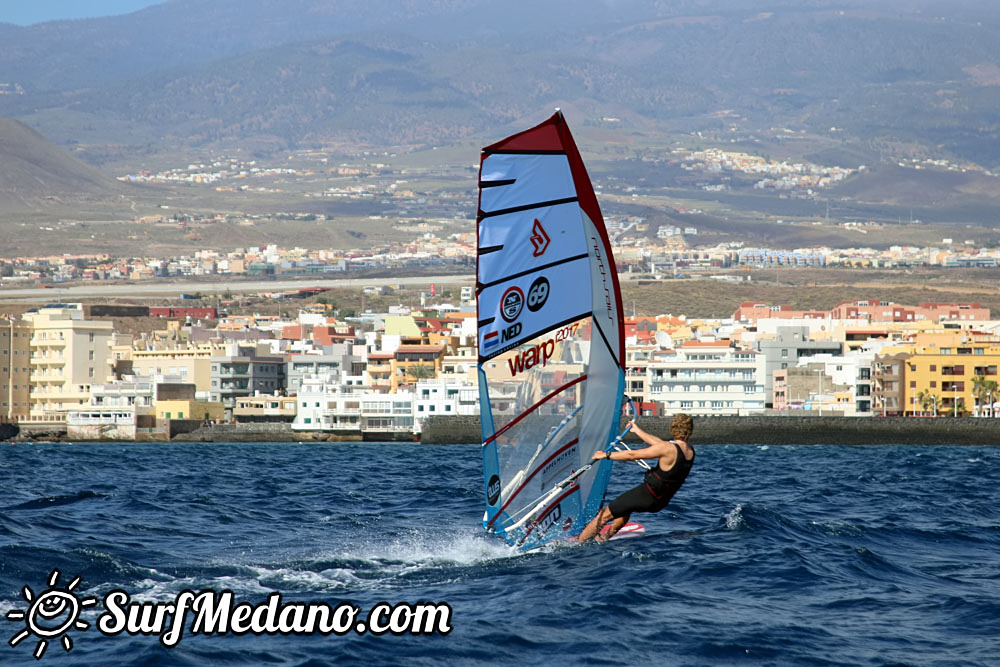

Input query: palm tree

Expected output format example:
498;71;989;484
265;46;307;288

916;389;937;417
408;363;436;382
986;379;999;418
972;375;989;418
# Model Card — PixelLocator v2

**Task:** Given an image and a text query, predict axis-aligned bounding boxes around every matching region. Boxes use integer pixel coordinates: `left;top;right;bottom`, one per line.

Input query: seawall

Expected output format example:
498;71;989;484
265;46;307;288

420;415;1000;446
11;416;1000;445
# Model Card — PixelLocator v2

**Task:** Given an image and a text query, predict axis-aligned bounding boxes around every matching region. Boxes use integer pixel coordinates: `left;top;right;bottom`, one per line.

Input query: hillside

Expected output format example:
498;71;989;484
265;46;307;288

0;118;126;211
0;0;998;171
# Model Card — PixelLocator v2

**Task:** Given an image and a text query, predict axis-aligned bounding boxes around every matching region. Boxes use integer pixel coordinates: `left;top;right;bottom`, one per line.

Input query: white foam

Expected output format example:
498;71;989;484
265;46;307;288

724;504;745;530
321;528;518;568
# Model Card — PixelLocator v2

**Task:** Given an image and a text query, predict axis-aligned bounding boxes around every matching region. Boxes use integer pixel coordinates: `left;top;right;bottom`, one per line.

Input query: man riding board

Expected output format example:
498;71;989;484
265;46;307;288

577;413;695;542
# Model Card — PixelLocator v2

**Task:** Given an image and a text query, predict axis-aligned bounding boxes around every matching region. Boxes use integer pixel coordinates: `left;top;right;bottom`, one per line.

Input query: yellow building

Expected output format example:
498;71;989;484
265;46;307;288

384;315;422;338
155;399;224;422
22;304;115;423
233;395;297;422
880;331;1000;417
394;344;445;388
130;343;224;394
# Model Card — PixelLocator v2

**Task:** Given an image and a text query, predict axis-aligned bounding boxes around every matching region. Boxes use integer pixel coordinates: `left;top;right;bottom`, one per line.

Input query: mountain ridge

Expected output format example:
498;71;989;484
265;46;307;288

0;0;998;168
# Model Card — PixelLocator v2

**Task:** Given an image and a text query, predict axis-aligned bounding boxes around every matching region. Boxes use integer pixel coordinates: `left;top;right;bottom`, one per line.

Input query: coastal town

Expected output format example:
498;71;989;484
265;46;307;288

2;292;999;442
4;231;1000;287
3;148;1000;441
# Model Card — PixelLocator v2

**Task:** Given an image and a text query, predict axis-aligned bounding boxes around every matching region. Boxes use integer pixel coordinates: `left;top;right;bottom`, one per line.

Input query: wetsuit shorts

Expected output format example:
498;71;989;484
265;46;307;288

607;481;671;518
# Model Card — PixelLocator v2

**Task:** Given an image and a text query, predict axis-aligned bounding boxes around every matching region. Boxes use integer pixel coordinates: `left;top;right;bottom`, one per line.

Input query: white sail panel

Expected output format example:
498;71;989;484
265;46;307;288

479;153;577;213
477;200;590;284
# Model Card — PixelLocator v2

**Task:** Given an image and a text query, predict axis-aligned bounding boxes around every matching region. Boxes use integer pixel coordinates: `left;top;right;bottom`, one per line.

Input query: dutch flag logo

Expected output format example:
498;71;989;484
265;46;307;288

483;331;499;349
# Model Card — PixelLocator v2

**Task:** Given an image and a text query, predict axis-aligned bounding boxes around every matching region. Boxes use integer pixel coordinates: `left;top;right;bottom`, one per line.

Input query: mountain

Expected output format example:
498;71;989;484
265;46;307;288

0;118;125;210
0;0;999;169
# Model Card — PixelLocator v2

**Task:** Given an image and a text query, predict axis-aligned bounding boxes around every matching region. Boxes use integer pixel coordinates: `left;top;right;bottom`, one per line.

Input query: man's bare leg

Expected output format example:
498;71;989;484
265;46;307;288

597;515;629;542
577;506;615;542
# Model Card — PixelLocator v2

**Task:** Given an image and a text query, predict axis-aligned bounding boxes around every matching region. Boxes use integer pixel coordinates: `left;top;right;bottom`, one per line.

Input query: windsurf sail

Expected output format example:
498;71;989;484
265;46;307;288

477;111;625;550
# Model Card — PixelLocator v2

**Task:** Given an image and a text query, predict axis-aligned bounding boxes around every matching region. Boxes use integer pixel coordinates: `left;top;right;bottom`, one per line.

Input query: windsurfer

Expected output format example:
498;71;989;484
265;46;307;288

576;414;695;543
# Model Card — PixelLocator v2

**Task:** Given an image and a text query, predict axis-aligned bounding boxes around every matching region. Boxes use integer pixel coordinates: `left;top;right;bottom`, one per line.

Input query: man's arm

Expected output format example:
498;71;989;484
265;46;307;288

629;421;666;447
592;422;672;461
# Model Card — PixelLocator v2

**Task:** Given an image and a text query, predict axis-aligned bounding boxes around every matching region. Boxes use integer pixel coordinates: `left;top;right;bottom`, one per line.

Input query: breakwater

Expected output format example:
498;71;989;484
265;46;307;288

419;415;1000;446
10;415;1000;445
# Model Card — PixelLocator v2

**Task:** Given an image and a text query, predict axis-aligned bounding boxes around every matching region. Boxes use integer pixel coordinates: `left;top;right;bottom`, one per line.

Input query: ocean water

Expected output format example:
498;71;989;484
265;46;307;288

1;441;998;666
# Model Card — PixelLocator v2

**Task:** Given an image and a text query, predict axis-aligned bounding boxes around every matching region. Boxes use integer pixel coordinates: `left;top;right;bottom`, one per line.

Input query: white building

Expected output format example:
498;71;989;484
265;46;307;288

292;375;477;437
292;376;367;435
413;379;479;430
646;339;767;415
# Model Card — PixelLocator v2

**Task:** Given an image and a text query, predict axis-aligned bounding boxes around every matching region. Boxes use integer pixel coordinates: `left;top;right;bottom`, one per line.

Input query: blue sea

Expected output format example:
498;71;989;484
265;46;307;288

1;442;998;666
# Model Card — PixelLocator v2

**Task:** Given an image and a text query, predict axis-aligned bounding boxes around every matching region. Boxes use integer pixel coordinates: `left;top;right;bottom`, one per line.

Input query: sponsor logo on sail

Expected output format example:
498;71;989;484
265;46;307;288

506;322;580;377
541;442;578;490
591;235;614;319
487;474;501;505
536;503;562;534
500;286;524;322
530;219;550;257
526;276;549;313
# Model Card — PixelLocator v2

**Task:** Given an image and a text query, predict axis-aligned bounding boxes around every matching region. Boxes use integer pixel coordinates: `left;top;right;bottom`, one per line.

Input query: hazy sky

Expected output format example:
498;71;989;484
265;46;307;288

0;1;164;25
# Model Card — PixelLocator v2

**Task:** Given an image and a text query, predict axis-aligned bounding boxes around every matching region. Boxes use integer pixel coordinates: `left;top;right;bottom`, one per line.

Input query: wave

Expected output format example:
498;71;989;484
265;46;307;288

4;490;110;511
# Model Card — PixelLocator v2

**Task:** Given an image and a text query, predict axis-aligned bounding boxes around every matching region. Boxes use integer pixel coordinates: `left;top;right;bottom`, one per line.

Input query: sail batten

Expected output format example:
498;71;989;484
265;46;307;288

478;112;625;550
477;254;589;291
477;196;580;221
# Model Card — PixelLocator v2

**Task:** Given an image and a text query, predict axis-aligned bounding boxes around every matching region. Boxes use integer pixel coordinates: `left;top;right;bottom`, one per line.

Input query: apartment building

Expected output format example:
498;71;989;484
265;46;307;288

884;331;1000;417
286;345;365;394
753;326;842;407
130;342;224;395
1;315;31;423
22;304;115;423
292;377;414;437
209;343;287;417
645;339;766;416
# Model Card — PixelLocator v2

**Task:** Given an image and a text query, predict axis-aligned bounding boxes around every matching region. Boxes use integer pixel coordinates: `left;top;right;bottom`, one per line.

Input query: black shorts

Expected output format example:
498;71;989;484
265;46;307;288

607;481;671;518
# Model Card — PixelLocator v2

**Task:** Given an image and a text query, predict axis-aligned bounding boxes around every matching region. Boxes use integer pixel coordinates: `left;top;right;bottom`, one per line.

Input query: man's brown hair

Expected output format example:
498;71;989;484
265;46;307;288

670;413;694;441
